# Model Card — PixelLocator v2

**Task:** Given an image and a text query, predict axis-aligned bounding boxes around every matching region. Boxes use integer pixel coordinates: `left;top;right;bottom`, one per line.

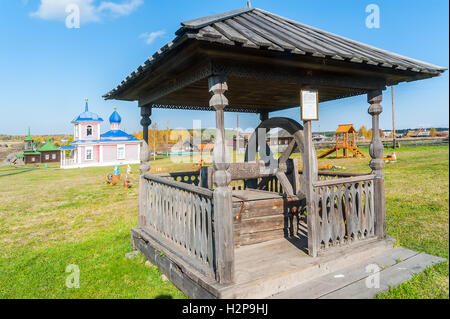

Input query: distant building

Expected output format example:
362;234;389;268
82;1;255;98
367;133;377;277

38;138;60;163
267;129;294;153
416;130;430;137
312;134;328;142
60;99;141;168
269;130;293;146
16;128;60;164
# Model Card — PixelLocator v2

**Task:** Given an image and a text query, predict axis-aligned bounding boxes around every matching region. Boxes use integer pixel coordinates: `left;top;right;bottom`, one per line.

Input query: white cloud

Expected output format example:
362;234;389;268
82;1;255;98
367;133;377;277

98;0;143;17
30;0;143;24
139;30;165;45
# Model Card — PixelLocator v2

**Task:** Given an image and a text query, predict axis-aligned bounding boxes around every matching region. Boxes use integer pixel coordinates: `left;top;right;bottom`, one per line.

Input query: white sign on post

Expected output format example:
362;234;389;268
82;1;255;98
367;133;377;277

301;89;319;121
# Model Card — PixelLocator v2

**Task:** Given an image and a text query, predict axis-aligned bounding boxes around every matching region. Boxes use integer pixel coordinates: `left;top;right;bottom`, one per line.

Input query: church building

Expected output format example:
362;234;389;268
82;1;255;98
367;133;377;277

60;99;141;169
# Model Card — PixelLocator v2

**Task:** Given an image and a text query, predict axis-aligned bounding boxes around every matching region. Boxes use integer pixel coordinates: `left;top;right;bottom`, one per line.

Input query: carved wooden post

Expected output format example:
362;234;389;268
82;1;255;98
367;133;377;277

260;111;269;122
368;90;386;239
139;105;152;228
209;75;234;283
141;105;152;145
303;120;319;257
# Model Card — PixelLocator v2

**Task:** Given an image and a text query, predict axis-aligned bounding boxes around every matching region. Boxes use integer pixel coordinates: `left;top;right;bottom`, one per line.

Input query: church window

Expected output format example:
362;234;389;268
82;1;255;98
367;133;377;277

85;147;93;160
117;145;125;160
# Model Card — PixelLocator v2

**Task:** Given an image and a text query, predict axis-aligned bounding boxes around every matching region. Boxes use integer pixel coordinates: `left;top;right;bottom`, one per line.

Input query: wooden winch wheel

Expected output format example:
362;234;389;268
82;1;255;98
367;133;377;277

244;117;318;197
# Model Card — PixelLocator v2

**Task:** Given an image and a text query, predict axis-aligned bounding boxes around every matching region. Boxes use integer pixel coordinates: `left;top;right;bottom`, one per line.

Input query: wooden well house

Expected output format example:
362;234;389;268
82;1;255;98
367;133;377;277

104;7;445;298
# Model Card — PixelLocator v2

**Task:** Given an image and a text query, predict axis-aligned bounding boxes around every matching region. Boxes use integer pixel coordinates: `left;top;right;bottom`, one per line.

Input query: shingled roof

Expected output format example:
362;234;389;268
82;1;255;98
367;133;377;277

104;7;445;101
336;124;357;134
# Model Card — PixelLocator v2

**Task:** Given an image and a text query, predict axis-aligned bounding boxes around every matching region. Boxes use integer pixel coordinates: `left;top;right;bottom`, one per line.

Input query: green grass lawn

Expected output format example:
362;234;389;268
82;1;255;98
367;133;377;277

0;146;448;298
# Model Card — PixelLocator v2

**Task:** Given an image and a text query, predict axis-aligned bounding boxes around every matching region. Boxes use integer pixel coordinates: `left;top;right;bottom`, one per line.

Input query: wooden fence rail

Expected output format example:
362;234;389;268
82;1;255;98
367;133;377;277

312;175;375;250
141;173;216;278
148;170;375;258
158;169;368;194
156;171;201;186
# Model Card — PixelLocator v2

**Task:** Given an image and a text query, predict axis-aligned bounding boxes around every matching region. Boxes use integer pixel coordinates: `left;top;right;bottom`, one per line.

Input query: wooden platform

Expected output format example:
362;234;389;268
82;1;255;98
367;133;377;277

131;226;440;299
220;236;393;298
270;247;445;299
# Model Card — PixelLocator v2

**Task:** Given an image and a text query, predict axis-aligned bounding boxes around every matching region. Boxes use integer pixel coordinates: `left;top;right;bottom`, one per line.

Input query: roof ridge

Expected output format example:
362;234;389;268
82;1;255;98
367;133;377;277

179;7;254;32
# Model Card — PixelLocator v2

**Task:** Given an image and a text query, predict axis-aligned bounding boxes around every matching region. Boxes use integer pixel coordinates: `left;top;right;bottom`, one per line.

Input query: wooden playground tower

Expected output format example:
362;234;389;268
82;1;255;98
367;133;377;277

318;124;365;159
103;6;445;298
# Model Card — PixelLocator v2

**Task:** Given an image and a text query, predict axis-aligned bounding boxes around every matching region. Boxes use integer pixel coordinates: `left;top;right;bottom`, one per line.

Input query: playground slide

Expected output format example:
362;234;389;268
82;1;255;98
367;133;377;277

318;147;337;159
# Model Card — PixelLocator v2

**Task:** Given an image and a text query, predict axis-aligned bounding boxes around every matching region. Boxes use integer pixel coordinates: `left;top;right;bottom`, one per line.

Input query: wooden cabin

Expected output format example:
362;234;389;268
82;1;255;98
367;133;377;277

103;6;445;298
38;138;60;163
17;129;60;164
318;124;365;158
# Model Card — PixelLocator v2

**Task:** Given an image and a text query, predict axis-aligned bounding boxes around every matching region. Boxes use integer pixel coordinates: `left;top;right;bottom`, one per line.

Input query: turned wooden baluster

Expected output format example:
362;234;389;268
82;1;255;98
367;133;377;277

368;90;386;239
138;105;152;228
209;75;234;283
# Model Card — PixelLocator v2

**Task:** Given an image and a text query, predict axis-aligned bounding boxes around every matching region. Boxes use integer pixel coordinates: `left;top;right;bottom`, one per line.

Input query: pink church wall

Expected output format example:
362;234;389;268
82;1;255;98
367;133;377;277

100;143;139;162
102;145;117;162
78;145;99;163
78;123;100;140
126;144;139;160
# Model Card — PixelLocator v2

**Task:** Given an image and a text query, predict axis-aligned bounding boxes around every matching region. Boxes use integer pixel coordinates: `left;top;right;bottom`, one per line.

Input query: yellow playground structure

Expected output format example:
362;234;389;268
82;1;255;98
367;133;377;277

318;124;366;159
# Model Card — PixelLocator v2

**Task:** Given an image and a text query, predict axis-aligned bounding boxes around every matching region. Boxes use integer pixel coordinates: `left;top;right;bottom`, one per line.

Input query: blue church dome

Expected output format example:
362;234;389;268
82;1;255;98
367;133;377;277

109;107;122;124
72;99;103;123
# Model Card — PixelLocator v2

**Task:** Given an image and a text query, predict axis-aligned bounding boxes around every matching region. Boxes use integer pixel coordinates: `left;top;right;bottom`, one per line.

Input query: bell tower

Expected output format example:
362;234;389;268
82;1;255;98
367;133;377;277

24;127;34;151
71;98;103;141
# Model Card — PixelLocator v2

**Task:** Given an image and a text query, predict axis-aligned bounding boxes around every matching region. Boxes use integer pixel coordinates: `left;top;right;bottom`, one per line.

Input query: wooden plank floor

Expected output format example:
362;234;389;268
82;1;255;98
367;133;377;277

270;247;445;299
217;236;396;298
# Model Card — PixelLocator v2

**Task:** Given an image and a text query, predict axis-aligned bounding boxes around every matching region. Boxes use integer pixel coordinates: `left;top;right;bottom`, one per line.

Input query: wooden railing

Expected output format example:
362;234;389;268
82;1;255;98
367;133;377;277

156;169;367;194
156;171;200;186
145;169;375;261
159;168;366;195
312;174;376;250
141;172;216;278
61;158;75;167
167;168;286;193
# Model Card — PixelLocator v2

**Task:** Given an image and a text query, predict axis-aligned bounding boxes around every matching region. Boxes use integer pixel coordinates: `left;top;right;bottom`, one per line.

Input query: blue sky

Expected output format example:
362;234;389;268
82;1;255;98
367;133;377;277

0;0;448;135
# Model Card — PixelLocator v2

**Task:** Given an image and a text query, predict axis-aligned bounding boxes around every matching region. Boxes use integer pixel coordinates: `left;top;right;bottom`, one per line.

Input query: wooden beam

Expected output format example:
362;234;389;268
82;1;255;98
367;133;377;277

138;61;213;107
368;89;386;239
313;174;376;187
138;105;152;229
209;75;234;284
226;161;291;180
211;60;387;91
303;120;319;257
203;44;427;83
